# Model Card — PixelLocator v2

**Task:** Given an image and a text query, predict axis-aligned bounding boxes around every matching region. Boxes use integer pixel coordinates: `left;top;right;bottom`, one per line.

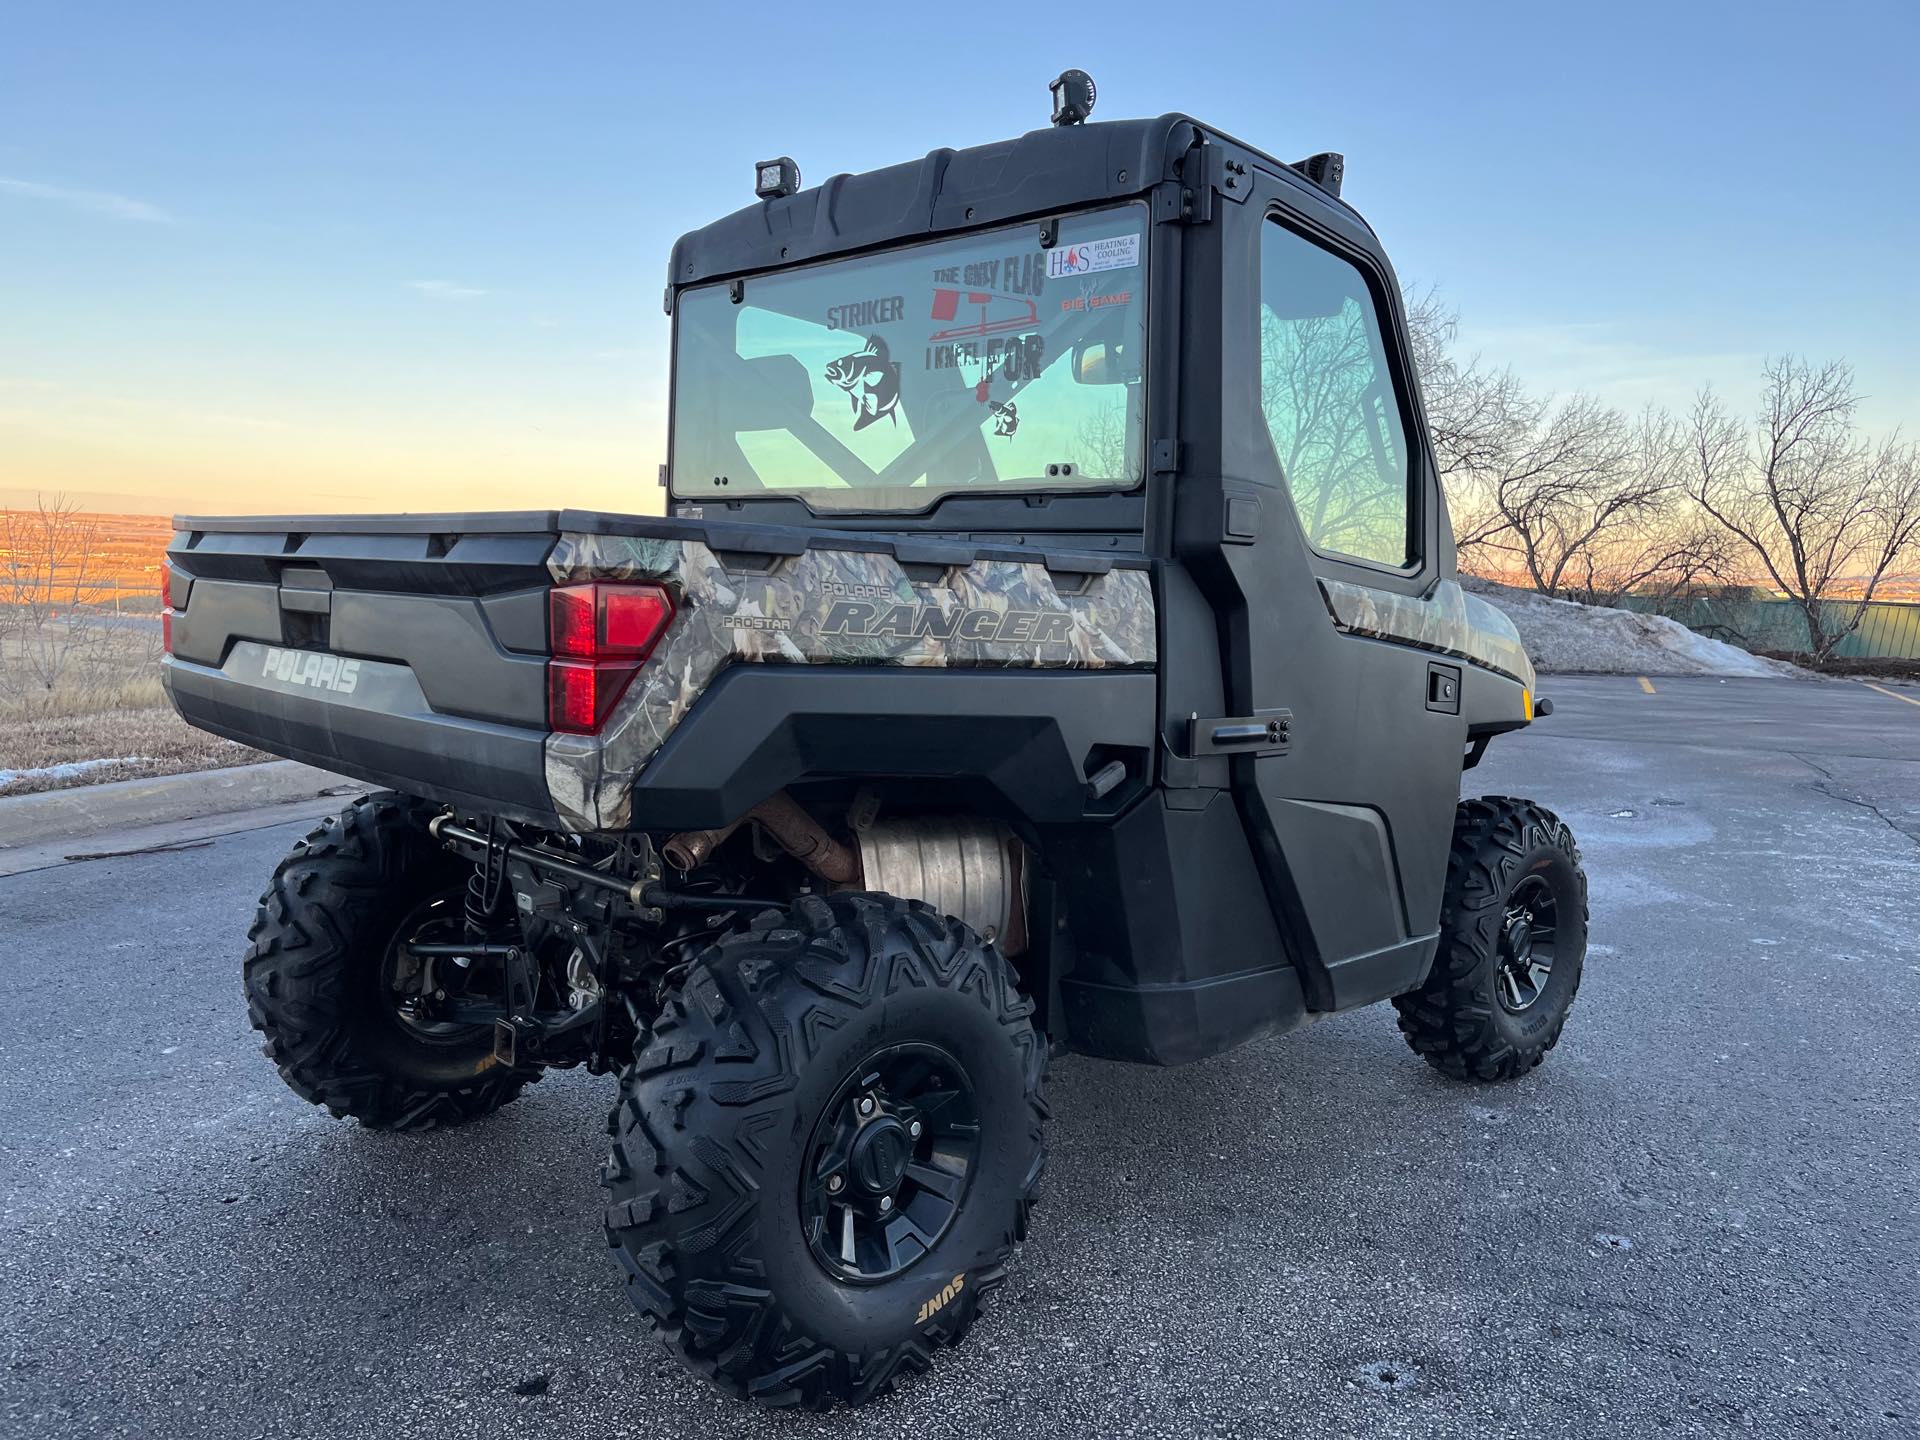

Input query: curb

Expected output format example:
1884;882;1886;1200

0;760;364;850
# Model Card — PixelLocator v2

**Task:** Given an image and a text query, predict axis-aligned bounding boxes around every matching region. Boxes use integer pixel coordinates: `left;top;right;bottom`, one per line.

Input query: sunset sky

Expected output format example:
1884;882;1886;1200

2;2;1915;518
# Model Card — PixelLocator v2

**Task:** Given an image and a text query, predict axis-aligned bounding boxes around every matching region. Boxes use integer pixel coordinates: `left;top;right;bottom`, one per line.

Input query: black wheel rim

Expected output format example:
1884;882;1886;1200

382;890;497;1044
799;1044;980;1284
1496;873;1558;1014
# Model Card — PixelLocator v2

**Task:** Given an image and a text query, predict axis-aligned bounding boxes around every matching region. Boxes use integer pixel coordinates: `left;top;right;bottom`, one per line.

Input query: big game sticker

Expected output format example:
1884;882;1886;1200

1046;233;1140;280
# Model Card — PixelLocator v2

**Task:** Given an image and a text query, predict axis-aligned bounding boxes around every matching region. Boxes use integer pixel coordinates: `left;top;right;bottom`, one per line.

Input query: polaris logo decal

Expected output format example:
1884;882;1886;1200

822;599;1074;645
261;646;361;694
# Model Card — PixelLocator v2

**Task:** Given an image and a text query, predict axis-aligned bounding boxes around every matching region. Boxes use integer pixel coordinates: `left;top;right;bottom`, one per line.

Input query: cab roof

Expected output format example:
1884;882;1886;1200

665;112;1371;300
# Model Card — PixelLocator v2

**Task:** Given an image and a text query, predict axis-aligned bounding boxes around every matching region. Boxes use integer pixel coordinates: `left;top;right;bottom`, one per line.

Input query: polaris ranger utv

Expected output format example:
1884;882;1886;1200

162;73;1586;1410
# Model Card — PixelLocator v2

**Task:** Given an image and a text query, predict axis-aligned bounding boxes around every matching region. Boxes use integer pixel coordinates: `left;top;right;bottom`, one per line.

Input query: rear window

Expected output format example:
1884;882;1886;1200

669;204;1147;512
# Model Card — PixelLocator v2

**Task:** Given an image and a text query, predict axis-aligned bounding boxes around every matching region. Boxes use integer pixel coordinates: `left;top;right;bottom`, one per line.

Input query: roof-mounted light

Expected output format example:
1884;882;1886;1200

1290;152;1345;199
1049;69;1096;126
754;156;800;200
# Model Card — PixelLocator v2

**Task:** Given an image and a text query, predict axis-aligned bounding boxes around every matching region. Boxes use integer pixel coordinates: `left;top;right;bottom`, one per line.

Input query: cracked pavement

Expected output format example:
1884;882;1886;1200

3;674;1917;1438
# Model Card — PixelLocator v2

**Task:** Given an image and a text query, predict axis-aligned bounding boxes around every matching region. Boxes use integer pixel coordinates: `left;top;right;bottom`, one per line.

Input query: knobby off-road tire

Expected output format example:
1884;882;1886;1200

1393;795;1589;1082
244;791;539;1130
603;892;1048;1410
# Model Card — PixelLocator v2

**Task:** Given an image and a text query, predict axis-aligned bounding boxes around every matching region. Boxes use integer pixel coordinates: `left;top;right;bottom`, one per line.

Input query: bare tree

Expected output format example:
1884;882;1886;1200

1451;392;1703;601
1561;513;1736;609
1688;358;1920;661
0;495;112;706
1071;401;1135;482
1402;286;1534;489
1402;289;1685;597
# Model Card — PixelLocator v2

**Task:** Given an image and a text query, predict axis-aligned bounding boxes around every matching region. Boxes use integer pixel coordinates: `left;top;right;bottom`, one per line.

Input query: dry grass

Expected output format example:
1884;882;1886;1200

0;616;270;796
0;706;267;795
2;614;164;716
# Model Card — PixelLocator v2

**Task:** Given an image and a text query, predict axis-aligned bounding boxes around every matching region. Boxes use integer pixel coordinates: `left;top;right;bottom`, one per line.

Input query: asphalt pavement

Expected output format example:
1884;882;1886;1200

3;675;1917;1439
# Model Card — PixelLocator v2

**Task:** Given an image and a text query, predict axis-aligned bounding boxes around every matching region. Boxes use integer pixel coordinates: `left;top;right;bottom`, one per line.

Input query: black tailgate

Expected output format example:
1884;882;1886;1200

162;513;564;824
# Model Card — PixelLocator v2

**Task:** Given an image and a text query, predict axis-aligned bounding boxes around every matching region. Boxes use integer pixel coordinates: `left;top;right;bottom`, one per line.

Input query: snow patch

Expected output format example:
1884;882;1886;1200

0;756;156;788
1462;578;1806;678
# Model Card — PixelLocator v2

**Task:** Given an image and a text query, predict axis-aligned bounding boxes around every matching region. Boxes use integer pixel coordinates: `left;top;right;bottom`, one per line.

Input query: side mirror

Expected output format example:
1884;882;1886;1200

1071;338;1135;385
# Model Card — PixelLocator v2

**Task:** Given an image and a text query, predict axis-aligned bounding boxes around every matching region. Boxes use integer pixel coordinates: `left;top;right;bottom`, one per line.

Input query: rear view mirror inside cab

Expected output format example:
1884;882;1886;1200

1072;338;1137;385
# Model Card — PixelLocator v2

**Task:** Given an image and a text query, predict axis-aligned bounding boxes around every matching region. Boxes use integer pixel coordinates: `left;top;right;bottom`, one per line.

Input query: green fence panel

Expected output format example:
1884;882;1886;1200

1616;595;1920;659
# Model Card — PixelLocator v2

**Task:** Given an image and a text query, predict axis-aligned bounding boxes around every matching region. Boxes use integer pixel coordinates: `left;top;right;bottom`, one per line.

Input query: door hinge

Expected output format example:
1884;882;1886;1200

1150;147;1215;226
1151;437;1181;475
1151;181;1198;226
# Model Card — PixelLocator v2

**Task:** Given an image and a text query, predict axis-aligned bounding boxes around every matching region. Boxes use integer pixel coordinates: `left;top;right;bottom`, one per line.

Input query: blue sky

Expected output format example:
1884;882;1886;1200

1;1;1915;514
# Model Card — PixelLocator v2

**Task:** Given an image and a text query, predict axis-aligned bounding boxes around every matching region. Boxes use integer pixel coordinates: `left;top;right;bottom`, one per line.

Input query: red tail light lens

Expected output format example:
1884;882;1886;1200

549;584;596;658
547;582;675;734
548;659;615;734
549;582;674;660
602;586;675;654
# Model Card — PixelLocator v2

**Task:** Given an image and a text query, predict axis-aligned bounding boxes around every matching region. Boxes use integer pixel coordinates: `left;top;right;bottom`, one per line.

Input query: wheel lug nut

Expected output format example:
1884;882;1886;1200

908;1120;922;1139
857;1097;875;1116
879;1195;892;1212
827;1174;844;1193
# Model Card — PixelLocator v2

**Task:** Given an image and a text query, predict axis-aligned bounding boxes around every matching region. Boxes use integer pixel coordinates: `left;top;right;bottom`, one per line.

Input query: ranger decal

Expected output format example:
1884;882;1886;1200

821;599;1074;644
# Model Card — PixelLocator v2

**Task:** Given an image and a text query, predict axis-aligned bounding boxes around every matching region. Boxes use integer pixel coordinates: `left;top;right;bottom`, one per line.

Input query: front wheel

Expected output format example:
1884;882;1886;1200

602;893;1047;1409
1393;795;1589;1082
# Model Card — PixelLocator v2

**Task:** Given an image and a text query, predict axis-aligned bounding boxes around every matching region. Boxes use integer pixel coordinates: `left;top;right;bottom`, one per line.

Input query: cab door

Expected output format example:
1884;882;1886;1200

1170;170;1467;1011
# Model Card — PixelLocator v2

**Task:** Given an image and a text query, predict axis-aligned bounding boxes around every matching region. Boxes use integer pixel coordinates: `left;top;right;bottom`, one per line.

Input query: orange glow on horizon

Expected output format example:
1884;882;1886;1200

0;399;669;519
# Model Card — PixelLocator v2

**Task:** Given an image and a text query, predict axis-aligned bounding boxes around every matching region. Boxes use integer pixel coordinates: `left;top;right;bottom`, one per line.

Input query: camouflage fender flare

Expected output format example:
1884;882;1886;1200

544;533;1157;831
1318;577;1535;690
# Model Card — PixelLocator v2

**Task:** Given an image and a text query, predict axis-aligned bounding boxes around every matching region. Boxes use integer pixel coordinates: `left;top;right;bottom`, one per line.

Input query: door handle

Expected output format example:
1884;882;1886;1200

1187;709;1292;757
1210;723;1271;744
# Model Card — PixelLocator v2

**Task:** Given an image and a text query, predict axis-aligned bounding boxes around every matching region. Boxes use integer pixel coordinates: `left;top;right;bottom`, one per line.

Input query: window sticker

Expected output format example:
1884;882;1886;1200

824;336;903;430
1046;233;1139;280
825;295;905;331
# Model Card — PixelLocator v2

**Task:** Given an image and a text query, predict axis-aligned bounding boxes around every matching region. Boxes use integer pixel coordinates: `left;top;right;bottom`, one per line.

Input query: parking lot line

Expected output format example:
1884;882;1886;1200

1638;676;1657;694
1859;679;1920;709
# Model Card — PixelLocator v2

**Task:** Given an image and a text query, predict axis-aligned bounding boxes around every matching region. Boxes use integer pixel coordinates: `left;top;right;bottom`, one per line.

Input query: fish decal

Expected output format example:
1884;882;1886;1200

825;335;902;431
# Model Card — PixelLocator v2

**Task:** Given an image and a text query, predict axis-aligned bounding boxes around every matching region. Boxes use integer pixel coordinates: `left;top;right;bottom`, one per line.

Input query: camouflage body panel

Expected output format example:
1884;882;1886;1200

544;533;1157;831
1319;578;1535;690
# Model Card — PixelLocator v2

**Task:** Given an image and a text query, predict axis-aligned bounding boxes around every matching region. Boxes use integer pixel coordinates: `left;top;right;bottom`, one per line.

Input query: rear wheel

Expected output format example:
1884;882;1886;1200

1393;795;1588;1082
602;892;1047;1409
244;791;539;1130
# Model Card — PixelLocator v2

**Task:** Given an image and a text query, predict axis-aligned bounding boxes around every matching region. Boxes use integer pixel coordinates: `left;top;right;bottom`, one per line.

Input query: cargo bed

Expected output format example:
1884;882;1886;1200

162;510;1160;832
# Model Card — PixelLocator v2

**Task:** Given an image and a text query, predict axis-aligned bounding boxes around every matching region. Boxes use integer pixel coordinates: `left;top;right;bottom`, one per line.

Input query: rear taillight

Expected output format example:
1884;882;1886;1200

160;568;174;654
547;582;674;734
